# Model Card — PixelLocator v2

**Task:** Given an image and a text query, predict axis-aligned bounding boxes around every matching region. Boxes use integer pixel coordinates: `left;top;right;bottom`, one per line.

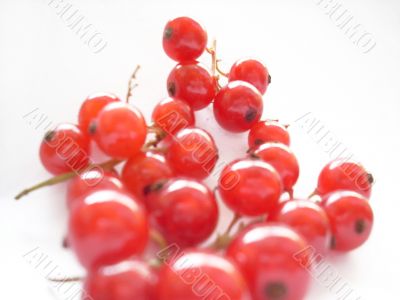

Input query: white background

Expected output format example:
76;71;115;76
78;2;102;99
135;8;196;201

1;0;400;299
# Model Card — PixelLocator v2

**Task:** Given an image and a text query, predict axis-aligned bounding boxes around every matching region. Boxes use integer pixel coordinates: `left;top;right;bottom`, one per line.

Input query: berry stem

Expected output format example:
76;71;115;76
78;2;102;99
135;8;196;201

150;229;168;249
126;65;141;103
211;213;241;250
48;276;83;283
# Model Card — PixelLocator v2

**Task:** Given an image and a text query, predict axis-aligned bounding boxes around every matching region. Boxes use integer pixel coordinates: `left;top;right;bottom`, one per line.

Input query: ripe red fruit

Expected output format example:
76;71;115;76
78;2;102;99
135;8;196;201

157;250;249;300
39;123;90;175
229;58;270;95
213;81;263;132
147;178;218;247
162;17;207;62
167;62;215;110
90;102;147;159
83;260;157;300
218;159;282;216
321;191;373;252
121;151;174;203
152;97;195;135
268;200;331;254
252;143;299;195
78;93;120;134
227;224;311;300
316;159;373;198
68;190;149;269
166;127;218;180
66;169;123;210
248;120;290;149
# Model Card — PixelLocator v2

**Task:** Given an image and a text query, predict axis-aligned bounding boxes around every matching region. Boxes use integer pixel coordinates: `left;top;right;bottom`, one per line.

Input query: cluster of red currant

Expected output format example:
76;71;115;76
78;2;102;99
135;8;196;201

17;17;374;300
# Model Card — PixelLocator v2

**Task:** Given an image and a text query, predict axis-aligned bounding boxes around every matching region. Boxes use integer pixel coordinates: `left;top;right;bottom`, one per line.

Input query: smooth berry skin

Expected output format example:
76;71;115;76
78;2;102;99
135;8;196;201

268;200;331;254
321;191;373;252
68;190;149;270
148;179;218;247
39;123;90;175
213;81;263;132
218;159;282;216
167;62;215;110
121;151;174;203
84;260;157;300
248;120;290;149
253;143;299;194
227;224;311;300
229;59;270;95
78;93;120;134
66;169;123;211
316;159;373;198
157;250;250;300
162;17;207;62
91;102;147;159
152;97;195;135
166;127;218;180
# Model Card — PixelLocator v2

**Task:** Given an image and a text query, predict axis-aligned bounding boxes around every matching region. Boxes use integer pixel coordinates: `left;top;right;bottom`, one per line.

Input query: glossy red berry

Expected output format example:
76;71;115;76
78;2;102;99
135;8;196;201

68;190;149;269
66;169;123;210
252;143;299;195
268;200;331;254
121;151;174;203
316;159;373;198
39;123;90;175
248;120;290;149
166;127;218;180
213;81;263;132
91;102;147;159
218;159;282;216
229;58;270;95
167;62;215;110
321;191;373;252
147;178;218;247
162;17;207;62
228;223;310;300
78;93;120;134
83;260;156;300
157;250;249;300
152;97;195;135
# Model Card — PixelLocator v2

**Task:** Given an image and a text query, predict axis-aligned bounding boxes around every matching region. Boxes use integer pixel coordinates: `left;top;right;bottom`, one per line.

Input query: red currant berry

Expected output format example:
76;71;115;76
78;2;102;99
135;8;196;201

68;189;149;269
78;93;120;134
268;200;331;254
218;159;282;216
227;224;311;300
121;151;174;203
167;62;215;110
316;159;373;198
91;102;147;159
252;143;299;195
162;17;207;62
213;81;263;132
166;127;218;180
152;97;195;135
39;123;90;175
66;169;123;210
148;178;218;247
321;191;373;252
248;120;290;149
229;58;270;94
84;260;156;300
157;250;249;300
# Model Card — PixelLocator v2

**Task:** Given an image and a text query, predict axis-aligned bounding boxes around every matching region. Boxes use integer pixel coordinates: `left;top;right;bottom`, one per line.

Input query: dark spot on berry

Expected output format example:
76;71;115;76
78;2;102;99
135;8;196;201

367;173;374;184
254;138;264;145
268;74;272;84
355;219;366;234
164;27;173;40
88;121;97;135
44;130;55;142
167;82;176;97
330;236;336;249
265;282;287;299
245;108;258;122
143;180;167;196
